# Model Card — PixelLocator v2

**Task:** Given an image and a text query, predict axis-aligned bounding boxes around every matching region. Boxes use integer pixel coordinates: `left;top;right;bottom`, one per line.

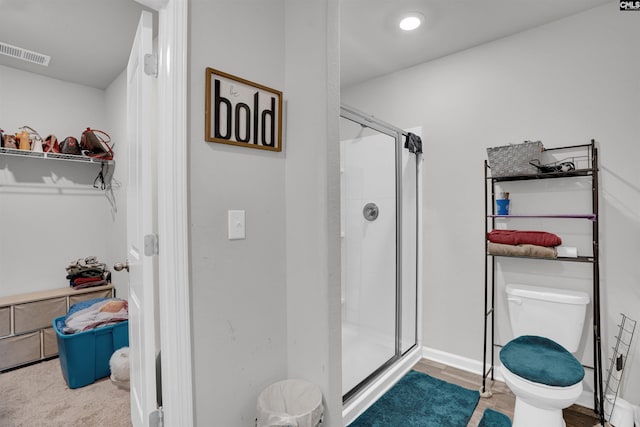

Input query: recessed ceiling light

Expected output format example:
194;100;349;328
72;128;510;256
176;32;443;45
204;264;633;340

399;13;423;31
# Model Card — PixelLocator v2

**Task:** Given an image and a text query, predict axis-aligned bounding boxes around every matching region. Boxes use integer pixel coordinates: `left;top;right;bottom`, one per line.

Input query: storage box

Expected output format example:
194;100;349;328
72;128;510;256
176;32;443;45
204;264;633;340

53;316;129;389
0;332;40;371
15;297;66;333
486;141;543;177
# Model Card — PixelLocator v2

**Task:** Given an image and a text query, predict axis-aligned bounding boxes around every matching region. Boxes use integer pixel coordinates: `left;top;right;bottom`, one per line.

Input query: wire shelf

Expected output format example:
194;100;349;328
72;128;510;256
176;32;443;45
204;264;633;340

488;142;596;182
0;147;112;165
489;214;597;221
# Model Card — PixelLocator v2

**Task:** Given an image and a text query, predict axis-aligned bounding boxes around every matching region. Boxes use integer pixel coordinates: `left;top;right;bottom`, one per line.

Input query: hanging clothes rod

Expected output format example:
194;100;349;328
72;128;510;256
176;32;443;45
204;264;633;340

340;104;409;138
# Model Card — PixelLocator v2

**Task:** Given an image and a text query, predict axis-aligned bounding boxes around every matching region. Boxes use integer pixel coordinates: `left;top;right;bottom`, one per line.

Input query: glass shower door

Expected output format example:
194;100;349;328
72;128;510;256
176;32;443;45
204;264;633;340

340;117;397;399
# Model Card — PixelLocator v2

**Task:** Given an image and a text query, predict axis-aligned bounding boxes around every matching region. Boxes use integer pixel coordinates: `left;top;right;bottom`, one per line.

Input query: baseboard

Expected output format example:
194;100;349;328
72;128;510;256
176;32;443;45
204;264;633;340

421;346;594;410
422;346;504;382
342;346;422;426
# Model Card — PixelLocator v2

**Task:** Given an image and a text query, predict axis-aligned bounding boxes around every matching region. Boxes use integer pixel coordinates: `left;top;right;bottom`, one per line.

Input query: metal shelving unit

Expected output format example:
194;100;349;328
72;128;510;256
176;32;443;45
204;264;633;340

481;140;604;425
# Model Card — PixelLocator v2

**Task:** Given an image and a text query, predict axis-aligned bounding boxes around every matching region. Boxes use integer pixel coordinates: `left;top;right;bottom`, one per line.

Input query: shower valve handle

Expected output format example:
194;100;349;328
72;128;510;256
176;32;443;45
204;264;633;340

363;203;379;221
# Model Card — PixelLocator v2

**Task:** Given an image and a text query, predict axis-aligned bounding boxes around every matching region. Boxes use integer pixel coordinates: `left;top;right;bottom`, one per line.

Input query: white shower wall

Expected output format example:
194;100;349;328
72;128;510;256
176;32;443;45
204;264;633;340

341;131;396;336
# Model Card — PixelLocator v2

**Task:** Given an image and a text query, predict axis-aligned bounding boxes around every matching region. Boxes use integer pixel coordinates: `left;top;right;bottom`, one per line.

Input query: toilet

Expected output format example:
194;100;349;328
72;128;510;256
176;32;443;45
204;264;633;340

500;284;590;427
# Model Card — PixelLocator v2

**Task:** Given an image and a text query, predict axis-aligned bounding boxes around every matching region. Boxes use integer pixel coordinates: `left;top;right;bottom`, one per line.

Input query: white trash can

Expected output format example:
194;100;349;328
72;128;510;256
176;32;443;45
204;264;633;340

256;379;324;427
605;395;634;427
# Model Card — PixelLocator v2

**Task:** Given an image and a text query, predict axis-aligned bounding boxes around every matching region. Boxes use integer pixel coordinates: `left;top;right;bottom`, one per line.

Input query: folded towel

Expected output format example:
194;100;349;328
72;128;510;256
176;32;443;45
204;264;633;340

71;279;108;289
487;229;561;247
488;242;557;259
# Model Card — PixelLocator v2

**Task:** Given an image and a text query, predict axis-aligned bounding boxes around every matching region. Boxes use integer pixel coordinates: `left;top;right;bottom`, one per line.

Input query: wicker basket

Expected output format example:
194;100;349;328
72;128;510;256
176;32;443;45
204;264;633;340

486;141;543;177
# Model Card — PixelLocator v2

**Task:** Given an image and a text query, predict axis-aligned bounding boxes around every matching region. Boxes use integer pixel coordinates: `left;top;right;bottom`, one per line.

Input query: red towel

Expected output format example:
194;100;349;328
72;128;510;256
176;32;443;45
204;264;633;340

71;279;108;289
73;276;104;285
487;229;562;247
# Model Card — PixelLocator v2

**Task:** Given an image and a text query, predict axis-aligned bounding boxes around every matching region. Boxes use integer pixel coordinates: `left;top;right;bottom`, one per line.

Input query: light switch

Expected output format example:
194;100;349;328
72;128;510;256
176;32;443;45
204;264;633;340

228;210;246;240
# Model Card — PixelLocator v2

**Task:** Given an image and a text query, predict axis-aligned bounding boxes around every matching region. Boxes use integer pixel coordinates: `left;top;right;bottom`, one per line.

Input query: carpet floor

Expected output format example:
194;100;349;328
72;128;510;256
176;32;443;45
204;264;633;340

349;369;480;427
0;358;131;427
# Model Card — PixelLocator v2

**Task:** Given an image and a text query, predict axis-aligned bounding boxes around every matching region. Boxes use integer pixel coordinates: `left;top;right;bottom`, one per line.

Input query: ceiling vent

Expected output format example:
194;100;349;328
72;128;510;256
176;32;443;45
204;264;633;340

0;42;50;66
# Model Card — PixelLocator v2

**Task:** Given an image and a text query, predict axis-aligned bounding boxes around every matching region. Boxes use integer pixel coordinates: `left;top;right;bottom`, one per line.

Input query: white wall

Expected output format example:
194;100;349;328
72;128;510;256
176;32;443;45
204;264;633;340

188;2;288;426
342;3;640;405
188;1;341;425
284;0;342;425
0;65;125;298
104;69;129;300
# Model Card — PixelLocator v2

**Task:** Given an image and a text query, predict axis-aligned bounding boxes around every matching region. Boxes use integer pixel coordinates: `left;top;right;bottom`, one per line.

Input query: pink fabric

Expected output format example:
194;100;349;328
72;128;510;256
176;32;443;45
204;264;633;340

487;229;562;247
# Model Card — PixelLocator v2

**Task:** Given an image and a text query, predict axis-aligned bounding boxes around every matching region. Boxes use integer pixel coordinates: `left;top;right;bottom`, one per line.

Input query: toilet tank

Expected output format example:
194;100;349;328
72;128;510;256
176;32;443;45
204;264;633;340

506;284;590;353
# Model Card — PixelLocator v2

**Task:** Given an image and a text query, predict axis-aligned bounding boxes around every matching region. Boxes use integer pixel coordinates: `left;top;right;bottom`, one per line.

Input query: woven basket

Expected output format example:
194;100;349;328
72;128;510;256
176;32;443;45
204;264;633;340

486;141;543;177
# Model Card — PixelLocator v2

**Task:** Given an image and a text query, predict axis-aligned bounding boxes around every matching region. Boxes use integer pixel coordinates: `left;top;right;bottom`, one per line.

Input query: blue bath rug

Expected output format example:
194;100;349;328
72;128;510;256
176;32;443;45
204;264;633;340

478;408;512;427
348;370;480;427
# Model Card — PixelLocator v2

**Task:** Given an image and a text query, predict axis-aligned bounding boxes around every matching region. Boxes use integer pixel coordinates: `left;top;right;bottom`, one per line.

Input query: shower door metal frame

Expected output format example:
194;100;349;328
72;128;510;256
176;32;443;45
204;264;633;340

340;104;419;403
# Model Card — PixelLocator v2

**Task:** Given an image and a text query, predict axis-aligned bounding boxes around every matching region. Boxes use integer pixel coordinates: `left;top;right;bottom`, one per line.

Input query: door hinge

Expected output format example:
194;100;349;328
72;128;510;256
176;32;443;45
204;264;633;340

144;53;158;77
149;407;163;427
144;234;159;256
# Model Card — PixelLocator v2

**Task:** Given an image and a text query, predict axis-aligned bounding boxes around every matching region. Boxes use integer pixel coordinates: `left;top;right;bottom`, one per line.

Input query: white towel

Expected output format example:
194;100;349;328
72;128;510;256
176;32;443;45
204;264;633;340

556;246;578;258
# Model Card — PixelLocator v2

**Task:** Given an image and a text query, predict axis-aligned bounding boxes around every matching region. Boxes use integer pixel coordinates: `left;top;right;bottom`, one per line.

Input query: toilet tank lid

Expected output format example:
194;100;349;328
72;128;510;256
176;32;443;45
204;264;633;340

506;284;590;305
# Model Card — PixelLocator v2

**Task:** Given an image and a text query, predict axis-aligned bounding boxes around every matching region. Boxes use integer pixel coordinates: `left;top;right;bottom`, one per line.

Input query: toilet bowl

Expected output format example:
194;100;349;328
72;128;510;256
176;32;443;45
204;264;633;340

501;284;590;427
501;361;583;427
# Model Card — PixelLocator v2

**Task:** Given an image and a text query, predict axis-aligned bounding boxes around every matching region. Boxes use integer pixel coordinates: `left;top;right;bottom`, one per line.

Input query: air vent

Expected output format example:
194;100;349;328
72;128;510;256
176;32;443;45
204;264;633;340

0;42;50;66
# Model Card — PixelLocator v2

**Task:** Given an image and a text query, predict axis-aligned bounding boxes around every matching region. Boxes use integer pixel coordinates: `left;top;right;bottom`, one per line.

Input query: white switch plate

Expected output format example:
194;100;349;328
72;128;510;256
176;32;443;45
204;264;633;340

228;210;246;240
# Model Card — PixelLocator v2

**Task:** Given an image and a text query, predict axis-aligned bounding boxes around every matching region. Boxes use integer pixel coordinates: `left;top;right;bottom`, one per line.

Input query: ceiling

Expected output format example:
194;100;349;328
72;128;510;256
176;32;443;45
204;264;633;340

0;1;612;91
0;0;153;90
340;0;612;88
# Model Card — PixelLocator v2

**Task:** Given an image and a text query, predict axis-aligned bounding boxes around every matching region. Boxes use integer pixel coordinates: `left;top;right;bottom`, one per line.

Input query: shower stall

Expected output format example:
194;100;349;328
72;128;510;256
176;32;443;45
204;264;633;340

340;104;422;420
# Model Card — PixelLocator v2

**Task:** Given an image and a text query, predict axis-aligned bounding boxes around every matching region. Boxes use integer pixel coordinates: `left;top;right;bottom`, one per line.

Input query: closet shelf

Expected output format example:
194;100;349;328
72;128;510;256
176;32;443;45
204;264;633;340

0;147;113;165
489;214;597;221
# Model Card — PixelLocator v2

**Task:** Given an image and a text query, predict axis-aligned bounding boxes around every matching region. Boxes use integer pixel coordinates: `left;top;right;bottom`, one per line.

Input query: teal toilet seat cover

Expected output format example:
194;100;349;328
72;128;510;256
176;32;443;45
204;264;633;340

500;335;585;387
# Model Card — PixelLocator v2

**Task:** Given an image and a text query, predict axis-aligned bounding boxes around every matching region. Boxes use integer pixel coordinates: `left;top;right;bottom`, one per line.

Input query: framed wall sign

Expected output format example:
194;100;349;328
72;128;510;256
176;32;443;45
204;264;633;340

205;68;283;152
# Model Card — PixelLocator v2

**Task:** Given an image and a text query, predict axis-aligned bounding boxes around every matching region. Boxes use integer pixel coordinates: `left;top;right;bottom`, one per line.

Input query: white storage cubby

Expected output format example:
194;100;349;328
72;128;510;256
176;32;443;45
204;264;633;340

0;284;114;371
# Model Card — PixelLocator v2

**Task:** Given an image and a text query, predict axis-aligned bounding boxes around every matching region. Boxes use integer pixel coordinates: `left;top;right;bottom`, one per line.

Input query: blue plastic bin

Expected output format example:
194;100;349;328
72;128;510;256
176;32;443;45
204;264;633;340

53;316;129;389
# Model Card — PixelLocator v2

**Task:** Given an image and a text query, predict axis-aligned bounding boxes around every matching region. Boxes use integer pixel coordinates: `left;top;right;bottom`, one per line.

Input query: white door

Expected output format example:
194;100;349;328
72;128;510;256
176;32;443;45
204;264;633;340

126;10;158;427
